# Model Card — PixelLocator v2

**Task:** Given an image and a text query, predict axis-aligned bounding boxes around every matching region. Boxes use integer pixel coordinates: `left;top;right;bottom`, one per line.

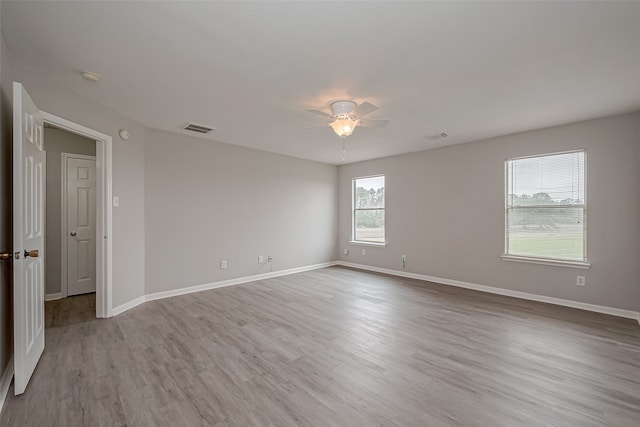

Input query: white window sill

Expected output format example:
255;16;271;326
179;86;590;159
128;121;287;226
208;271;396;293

349;241;387;247
502;255;590;269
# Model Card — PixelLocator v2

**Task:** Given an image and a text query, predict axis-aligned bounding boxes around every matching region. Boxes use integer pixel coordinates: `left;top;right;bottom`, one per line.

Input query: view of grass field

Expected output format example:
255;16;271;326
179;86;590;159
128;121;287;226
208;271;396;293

507;227;584;260
353;227;585;259
354;227;385;243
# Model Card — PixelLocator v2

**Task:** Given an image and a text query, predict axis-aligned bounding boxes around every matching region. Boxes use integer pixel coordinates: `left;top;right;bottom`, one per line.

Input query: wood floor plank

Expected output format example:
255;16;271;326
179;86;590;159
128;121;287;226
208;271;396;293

1;266;639;426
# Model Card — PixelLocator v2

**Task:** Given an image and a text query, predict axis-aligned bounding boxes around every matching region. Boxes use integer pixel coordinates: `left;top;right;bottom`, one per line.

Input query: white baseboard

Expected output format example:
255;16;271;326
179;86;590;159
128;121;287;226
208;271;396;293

0;357;14;414
45;292;64;302
145;261;338;303
109;260;640;324
337;261;640;321
111;295;146;316
111;261;339;316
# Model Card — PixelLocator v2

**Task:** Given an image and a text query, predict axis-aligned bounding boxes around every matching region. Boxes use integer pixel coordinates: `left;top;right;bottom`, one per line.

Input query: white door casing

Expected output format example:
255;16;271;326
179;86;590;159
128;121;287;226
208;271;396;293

13;82;46;395
64;155;96;296
40;111;113;318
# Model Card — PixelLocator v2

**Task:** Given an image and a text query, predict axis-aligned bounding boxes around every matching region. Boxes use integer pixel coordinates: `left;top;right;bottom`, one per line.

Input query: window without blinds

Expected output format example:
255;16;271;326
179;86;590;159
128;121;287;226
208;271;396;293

353;175;385;243
506;151;586;262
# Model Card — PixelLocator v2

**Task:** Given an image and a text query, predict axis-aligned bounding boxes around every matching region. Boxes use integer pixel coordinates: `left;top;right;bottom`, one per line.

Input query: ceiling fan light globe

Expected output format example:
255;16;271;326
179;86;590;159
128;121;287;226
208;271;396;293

330;117;357;137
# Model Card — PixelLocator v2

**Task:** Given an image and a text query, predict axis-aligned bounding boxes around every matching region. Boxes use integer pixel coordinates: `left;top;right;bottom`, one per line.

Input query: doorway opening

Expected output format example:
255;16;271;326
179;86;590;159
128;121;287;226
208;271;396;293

41;111;113;318
44;124;97;309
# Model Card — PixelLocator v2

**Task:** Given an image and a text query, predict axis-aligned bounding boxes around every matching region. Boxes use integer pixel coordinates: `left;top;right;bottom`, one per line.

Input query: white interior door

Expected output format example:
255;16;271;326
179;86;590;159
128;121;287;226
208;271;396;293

65;156;96;296
13;82;46;395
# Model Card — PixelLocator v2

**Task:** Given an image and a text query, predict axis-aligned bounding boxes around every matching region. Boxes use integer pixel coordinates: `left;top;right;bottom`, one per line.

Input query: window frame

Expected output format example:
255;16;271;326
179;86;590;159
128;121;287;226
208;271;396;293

503;150;590;268
351;174;386;246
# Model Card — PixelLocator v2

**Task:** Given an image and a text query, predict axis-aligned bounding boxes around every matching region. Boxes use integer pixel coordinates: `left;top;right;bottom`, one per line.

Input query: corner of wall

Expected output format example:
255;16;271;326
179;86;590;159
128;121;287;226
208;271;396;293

637;111;640;313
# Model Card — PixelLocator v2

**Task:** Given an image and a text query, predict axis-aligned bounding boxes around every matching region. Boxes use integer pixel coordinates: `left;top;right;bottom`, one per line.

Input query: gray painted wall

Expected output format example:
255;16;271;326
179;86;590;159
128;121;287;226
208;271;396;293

339;112;640;311
44;128;96;296
4;56;146;308
0;5;13;387
144;128;338;294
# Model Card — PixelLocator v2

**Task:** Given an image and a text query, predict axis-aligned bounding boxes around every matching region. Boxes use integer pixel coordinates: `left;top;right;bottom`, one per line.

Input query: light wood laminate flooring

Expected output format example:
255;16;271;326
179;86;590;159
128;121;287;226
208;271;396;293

2;266;640;426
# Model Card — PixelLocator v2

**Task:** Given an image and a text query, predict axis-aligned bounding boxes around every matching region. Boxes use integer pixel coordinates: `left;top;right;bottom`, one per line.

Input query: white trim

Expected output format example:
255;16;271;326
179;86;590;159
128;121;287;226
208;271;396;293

44;292;63;302
349;241;387;247
111;295;146;317
61;153;96;299
0;357;14;413
41;111;113;318
506;148;588;162
337;261;639;320
111;262;339;316
145;262;337;302
501;255;591;269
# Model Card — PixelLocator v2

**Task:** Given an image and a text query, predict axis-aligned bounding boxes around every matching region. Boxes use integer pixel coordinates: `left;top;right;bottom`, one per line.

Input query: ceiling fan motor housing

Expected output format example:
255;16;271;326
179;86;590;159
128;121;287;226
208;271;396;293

330;100;357;118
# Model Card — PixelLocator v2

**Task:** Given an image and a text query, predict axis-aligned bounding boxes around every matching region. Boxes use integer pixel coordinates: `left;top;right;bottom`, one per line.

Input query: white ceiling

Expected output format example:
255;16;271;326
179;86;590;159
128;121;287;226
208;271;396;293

3;1;640;165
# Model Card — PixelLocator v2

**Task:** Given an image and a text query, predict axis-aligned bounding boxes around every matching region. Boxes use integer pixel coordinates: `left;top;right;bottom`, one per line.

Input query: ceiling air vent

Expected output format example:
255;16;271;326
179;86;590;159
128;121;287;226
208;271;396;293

426;132;448;141
183;122;215;134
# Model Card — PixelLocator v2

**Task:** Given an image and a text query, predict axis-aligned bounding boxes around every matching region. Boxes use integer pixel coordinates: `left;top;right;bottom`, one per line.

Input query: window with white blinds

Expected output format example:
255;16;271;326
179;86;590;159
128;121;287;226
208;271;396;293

353;175;385;243
505;150;586;262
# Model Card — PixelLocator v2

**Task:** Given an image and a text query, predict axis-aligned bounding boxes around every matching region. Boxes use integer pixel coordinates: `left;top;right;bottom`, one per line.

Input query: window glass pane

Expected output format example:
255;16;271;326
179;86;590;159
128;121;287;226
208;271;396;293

355;176;385;209
508;151;584;206
507;207;584;261
355;210;385;242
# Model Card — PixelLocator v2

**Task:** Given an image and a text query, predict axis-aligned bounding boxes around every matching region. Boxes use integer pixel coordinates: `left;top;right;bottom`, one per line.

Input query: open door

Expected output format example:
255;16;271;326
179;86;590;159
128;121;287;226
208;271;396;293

13;82;46;395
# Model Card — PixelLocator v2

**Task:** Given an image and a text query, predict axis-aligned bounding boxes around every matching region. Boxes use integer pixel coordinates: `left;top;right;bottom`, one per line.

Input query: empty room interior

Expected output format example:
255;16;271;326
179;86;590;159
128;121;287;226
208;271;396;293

0;1;639;426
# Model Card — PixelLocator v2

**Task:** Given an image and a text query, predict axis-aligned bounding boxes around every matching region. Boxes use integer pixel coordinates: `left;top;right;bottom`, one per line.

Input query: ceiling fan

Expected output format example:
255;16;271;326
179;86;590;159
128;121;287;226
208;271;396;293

306;100;389;137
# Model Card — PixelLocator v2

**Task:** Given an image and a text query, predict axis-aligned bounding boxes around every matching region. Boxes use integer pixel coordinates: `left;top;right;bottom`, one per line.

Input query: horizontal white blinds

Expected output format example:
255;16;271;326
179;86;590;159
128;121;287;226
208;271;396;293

507;151;585;206
506;151;586;262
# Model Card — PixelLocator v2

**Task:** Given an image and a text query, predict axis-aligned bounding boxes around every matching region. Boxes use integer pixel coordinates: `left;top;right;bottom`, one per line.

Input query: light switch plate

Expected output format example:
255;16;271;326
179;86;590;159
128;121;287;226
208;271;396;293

113;196;120;207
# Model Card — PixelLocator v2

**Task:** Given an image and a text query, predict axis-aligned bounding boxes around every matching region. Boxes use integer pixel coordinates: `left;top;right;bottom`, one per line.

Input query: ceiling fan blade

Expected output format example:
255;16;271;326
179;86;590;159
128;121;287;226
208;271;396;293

354;102;378;117
358;119;389;128
305;109;332;119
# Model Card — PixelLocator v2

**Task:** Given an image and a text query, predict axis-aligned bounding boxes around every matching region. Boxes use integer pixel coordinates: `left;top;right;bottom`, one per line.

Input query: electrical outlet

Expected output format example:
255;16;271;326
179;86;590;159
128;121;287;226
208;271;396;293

344;249;349;255
362;249;366;256
402;254;406;269
267;256;273;263
220;260;227;269
258;255;264;264
576;276;586;287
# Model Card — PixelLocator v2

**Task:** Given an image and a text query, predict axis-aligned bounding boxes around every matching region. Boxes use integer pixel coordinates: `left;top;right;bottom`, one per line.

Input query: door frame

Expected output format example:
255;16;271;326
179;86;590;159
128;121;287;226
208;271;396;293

61;153;97;299
41;111;113;318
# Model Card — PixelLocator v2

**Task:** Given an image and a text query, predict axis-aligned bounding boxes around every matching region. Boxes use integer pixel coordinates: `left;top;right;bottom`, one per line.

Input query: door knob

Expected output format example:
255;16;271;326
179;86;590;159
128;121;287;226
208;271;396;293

24;250;39;258
0;252;12;261
70;232;77;237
